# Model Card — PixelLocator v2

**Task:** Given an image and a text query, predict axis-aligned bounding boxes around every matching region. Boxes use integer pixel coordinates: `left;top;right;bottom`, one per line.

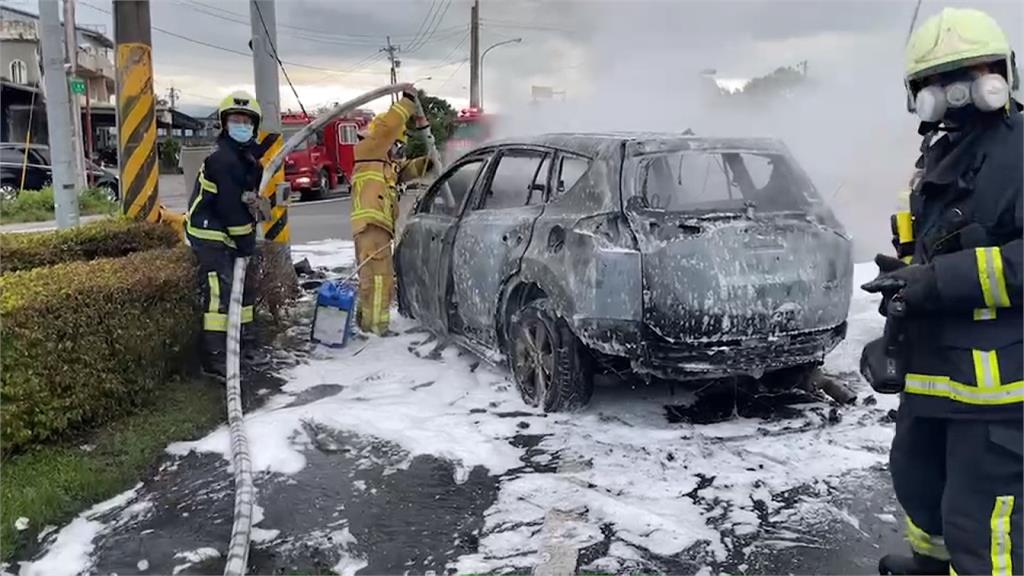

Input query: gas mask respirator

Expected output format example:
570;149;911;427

914;72;1010;123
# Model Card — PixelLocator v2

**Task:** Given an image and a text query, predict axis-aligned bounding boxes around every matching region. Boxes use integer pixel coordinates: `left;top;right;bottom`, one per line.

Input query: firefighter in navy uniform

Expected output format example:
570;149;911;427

186;91;264;379
860;8;1023;576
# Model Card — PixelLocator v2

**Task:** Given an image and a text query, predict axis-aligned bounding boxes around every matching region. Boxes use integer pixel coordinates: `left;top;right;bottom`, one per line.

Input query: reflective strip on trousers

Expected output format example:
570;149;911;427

242;305;254;324
991;496;1014;576
950;564;958;576
973;350;1003;389
373;274;385;330
906;516;950;561
977;247;1011;308
975;308;998;321
904;374;1024;406
208;272;220;314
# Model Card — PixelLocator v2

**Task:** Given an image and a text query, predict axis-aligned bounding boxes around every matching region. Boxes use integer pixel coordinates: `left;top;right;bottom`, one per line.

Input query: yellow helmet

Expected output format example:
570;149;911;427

905;8;1015;90
218;90;262;130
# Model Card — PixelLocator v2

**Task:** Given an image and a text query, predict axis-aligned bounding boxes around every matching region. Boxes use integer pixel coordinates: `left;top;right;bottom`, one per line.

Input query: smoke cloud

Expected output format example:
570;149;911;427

488;0;1023;260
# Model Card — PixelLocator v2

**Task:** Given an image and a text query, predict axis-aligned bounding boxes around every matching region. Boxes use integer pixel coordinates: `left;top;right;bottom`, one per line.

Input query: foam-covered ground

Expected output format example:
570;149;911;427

12;242;899;575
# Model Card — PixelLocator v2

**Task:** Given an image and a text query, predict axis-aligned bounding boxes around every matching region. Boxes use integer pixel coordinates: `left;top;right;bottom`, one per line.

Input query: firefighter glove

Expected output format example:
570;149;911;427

861;254;939;313
402;90;419;104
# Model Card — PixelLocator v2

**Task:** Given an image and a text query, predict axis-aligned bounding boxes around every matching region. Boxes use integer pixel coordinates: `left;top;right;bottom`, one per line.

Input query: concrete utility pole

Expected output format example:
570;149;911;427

38;0;79;228
249;0;281;132
469;0;480;108
380;36;400;103
249;0;290;249
167;85;180;110
113;0;160;221
64;0;87;191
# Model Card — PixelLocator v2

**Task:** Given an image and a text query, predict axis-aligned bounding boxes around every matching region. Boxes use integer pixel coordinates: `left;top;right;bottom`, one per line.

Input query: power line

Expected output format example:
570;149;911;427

407;0;453;53
79;0;389;76
189;0;461;41
437;58;468;90
253;1;307;118
403;0;439;53
426;30;469;71
480;18;576;33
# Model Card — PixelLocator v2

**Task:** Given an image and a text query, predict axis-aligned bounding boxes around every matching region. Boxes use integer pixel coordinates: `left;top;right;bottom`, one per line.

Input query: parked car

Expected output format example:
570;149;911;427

395;133;853;412
0;143;119;201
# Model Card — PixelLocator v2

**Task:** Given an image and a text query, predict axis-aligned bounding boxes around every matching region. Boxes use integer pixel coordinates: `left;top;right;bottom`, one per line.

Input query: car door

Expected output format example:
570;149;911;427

395;153;490;333
449;147;552;345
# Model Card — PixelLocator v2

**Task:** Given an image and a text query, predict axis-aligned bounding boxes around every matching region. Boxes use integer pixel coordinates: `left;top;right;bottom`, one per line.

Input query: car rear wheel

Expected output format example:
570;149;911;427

0;182;18;201
508;298;593;412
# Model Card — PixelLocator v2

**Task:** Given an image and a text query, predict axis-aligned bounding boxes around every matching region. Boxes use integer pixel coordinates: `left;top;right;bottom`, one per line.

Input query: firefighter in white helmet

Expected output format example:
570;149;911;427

859;8;1022;575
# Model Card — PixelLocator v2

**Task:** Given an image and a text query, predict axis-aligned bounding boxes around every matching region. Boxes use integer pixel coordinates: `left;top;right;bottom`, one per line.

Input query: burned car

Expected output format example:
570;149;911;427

395;133;853;411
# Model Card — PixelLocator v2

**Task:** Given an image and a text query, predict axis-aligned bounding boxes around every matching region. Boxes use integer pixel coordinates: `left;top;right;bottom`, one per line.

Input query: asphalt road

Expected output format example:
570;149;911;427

161;173;419;245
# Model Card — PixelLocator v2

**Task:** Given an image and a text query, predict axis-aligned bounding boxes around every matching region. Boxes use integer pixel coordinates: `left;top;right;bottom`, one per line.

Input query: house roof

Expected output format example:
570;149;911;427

1;4;113;48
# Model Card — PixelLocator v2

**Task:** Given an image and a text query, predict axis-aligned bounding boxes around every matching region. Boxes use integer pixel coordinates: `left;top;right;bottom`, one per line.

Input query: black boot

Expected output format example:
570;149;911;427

879;553;950;575
201;351;227;383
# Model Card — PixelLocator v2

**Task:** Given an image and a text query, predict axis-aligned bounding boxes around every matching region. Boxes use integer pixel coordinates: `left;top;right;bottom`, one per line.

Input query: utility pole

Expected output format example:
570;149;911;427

167;85;180;110
63;0;87;191
380;36;400;103
250;0;290;250
249;0;281;132
469;0;480;109
113;0;160;222
38;0;79;228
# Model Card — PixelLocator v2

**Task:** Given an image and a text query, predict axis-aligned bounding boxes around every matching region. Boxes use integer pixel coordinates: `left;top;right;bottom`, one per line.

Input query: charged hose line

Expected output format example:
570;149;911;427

223;256;253;576
221;83;441;576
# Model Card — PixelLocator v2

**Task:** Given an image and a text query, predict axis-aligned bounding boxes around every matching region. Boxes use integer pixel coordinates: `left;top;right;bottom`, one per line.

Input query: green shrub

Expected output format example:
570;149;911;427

0;187;118;225
0;246;198;455
0;218;179;273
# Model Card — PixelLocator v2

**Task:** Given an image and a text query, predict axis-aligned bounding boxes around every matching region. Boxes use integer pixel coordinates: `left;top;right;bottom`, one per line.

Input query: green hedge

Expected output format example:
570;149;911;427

1;246;198;454
0;219;180;274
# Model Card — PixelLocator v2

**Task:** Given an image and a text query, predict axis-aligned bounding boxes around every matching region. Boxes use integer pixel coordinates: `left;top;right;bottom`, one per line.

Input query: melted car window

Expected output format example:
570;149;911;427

425;160;483;216
480;152;545;210
556;156;589;196
639;151;810;212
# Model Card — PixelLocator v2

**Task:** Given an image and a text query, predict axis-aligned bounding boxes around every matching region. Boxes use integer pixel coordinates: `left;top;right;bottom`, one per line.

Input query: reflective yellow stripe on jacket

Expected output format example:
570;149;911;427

187;166;237;248
351;171;394;232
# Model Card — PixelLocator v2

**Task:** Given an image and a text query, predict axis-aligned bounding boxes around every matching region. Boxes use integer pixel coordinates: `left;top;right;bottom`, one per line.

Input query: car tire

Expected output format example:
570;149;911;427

508;298;593;412
0;181;18;201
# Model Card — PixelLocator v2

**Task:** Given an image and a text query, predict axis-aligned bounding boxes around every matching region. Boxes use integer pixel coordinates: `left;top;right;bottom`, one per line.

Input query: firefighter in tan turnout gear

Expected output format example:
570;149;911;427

859;8;1023;575
351;89;433;334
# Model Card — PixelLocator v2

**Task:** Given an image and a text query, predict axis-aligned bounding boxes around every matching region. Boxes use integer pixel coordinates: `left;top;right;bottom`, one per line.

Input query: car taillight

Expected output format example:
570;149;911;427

572;212;638;250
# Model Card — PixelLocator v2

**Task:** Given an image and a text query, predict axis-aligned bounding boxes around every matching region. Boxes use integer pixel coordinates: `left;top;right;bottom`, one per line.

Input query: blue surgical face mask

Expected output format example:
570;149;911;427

227;121;254;143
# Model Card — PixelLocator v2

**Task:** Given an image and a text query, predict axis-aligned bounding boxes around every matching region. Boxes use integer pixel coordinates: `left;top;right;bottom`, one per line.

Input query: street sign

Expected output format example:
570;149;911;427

69;77;86;95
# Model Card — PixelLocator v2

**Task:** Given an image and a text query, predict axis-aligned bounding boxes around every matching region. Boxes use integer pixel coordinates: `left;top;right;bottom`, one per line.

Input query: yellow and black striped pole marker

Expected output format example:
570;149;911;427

255;131;289;245
113;0;159;222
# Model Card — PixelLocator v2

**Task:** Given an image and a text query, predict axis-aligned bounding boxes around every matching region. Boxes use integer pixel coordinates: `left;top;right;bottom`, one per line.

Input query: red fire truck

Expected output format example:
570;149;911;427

281;110;373;201
445;107;494;161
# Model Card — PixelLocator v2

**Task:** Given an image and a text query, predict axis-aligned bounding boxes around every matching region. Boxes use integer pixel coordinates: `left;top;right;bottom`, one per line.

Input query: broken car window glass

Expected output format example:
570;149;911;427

427;159;484;216
556;156;589;196
481;152;546;210
638;151;811;212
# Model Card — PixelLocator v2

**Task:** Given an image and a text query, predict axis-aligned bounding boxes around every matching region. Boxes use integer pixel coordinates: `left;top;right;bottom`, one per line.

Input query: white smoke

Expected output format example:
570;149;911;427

486;0;1023;260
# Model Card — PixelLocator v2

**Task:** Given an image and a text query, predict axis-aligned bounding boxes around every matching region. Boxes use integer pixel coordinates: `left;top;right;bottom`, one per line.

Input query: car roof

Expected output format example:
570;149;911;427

478;132;788;158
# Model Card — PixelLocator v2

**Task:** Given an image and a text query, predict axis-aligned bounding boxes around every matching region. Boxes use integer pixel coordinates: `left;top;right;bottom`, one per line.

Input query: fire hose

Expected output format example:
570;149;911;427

220;83;444;576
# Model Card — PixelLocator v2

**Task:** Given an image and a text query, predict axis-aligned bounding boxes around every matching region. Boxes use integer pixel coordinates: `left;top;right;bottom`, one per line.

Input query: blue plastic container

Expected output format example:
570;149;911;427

311;280;357;348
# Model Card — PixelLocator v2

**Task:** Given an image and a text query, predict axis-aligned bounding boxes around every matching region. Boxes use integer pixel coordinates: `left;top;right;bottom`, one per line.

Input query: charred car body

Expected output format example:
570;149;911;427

396;133;853;411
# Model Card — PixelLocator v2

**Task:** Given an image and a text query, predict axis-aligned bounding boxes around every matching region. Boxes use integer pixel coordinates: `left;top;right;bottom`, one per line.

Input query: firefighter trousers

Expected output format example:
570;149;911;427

354;224;393;335
890;407;1023;575
194;245;257;356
